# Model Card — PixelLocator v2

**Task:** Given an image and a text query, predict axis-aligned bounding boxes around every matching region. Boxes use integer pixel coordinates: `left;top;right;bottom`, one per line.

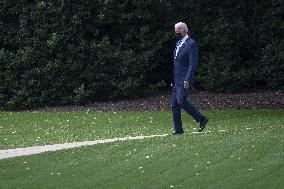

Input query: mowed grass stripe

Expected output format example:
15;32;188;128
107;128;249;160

0;109;282;149
0;111;173;149
0;109;283;189
0;130;283;189
203;139;281;188
209;153;283;189
1;109;283;149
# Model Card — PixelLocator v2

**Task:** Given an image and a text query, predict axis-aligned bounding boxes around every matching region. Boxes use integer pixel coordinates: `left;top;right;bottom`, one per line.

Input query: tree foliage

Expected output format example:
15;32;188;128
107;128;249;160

0;0;283;109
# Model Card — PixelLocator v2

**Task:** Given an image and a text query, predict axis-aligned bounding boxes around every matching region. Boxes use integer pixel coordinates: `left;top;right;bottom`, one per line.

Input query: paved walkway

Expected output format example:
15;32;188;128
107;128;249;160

0;134;169;160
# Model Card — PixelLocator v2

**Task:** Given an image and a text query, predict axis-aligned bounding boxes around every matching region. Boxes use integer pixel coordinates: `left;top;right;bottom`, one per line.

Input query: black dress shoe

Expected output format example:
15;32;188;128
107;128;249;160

197;117;209;132
173;131;184;135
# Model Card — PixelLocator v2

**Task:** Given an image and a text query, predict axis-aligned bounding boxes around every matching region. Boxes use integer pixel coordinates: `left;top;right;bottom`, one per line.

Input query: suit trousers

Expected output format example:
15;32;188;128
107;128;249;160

171;84;205;132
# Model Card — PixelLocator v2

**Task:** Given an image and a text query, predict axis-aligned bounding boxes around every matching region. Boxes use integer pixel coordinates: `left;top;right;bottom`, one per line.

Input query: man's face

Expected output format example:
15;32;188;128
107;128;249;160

175;27;185;40
175;28;183;34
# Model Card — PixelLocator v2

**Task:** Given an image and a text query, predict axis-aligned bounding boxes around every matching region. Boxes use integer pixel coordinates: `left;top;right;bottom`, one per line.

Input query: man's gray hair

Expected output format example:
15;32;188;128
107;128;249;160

175;22;188;33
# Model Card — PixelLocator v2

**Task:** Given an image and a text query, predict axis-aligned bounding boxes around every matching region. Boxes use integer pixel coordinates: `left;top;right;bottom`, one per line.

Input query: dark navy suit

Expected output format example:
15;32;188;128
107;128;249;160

172;37;205;133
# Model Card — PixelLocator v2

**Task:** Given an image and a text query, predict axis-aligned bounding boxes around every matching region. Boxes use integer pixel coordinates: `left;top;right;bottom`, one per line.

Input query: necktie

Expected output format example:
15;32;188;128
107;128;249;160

175;40;182;59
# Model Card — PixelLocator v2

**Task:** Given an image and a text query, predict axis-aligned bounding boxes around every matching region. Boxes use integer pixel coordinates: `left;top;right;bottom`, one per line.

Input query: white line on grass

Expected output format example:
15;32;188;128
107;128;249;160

0;131;212;160
0;134;169;160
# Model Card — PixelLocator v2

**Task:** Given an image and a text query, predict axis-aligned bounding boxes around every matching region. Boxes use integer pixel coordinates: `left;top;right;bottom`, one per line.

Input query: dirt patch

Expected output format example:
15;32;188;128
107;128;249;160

27;90;283;112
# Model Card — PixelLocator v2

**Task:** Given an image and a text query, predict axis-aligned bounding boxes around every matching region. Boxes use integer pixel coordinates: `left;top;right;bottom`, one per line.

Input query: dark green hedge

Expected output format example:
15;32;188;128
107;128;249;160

0;0;283;110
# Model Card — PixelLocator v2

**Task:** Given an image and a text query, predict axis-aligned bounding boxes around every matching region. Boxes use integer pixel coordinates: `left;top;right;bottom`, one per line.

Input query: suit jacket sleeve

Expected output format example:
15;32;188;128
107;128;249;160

185;42;198;83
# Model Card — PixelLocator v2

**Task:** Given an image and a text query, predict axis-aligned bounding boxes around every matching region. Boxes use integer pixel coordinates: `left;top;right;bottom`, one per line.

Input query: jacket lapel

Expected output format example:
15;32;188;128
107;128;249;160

176;38;190;60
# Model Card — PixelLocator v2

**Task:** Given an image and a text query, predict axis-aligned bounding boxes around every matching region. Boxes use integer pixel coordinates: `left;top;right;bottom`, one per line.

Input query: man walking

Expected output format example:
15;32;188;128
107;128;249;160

172;22;208;135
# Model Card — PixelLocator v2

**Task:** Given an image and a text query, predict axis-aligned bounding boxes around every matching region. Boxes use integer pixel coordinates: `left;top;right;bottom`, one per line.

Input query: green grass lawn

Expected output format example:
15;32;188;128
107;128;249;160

0;109;283;189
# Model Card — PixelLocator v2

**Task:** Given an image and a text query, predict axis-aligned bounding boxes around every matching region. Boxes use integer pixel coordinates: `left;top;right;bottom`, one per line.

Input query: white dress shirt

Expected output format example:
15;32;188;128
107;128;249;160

175;34;189;58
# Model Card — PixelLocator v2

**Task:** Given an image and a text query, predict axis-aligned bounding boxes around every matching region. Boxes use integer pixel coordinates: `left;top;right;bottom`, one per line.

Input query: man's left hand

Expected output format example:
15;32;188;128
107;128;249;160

184;80;189;89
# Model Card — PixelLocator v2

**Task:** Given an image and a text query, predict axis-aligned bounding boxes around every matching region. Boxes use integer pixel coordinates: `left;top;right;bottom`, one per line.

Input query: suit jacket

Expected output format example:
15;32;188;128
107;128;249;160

173;37;198;90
